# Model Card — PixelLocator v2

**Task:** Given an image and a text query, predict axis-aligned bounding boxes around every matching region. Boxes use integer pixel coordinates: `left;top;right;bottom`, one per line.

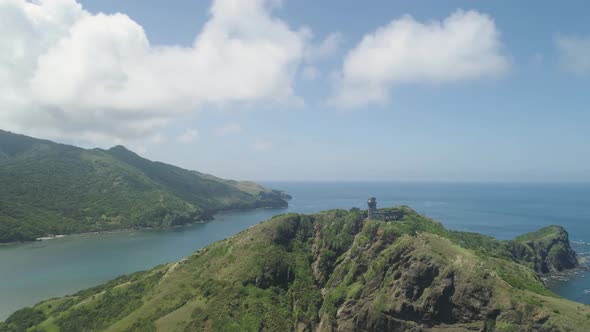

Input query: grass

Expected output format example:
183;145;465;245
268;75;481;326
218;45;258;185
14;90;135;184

515;225;564;242
6;207;590;331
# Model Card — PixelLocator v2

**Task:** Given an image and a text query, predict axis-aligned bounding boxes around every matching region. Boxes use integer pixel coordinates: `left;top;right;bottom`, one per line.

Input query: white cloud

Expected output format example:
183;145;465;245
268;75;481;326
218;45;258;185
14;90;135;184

301;66;320;80
0;0;308;146
330;10;509;108
215;123;242;137
177;129;199;143
555;34;590;75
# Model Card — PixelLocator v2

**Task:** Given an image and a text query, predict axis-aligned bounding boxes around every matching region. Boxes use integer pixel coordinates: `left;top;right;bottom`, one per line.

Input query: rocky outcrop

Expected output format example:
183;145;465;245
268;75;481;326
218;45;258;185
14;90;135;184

319;237;498;331
255;190;290;208
510;226;579;274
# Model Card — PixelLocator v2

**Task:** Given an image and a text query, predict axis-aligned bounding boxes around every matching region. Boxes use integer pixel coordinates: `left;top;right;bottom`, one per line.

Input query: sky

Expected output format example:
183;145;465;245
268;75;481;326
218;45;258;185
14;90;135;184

1;0;589;182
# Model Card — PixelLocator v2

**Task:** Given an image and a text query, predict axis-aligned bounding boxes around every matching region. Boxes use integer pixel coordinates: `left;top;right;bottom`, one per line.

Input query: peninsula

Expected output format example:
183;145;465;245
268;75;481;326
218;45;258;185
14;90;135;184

3;206;588;331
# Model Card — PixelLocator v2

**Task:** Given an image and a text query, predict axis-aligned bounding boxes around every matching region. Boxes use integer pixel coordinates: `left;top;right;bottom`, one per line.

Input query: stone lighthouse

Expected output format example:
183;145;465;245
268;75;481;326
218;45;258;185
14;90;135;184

367;197;377;219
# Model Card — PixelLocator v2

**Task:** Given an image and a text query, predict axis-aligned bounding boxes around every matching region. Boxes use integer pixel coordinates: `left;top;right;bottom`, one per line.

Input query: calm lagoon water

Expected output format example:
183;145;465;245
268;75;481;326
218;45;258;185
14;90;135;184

1;182;590;320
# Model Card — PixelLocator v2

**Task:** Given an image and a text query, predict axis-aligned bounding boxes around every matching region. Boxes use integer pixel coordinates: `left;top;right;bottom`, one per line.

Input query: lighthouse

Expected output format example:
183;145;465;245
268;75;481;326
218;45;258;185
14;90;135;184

367;197;377;219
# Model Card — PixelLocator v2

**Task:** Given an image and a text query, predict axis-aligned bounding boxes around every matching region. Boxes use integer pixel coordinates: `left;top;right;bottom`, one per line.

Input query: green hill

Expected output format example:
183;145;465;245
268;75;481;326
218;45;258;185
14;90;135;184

0;130;288;243
4;206;589;331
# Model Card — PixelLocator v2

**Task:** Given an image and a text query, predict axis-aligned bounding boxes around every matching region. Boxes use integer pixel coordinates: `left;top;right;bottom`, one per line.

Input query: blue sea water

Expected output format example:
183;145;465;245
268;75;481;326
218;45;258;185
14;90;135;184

1;181;589;320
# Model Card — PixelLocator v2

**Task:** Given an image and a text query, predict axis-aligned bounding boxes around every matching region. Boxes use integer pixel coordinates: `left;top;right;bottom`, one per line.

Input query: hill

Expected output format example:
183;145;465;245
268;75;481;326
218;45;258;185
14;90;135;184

0;130;288;243
3;206;589;331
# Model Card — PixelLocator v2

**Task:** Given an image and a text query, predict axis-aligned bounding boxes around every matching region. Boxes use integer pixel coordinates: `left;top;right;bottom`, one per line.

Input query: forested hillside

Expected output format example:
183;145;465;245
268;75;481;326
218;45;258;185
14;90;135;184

0;130;288;243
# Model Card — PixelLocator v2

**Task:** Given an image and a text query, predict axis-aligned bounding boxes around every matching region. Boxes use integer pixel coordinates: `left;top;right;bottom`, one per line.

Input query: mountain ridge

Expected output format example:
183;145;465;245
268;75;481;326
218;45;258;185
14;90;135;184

0;129;288;243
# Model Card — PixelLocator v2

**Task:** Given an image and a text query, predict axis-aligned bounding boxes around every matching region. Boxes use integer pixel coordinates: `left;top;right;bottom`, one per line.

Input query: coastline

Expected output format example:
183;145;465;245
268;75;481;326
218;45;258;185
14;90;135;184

542;255;590;286
36;234;66;241
0;220;211;247
1;204;289;247
543;266;590;286
34;221;210;243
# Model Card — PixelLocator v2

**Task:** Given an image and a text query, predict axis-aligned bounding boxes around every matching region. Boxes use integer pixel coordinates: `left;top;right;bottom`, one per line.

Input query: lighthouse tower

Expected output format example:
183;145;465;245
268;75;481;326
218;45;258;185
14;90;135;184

367;197;377;219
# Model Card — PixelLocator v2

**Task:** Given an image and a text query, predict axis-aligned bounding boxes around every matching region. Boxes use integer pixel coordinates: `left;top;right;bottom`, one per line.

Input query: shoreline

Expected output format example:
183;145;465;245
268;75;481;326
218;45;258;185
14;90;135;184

0;220;212;246
32;221;211;243
36;234;66;241
542;265;590;287
1;204;289;246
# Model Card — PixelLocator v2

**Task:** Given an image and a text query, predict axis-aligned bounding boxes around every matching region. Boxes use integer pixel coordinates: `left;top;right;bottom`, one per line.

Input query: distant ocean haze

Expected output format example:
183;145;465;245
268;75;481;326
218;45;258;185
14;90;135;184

1;181;589;320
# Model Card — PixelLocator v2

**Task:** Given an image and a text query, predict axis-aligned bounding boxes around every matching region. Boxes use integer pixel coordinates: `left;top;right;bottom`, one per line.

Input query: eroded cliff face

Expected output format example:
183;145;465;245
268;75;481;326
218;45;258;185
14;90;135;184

322;238;492;331
296;210;583;331
5;208;589;332
313;231;558;332
510;226;579;274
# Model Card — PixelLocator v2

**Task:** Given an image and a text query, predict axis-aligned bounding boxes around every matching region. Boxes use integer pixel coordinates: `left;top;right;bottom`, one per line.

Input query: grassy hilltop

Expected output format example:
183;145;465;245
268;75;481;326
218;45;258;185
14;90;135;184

0;130;288;243
3;206;589;331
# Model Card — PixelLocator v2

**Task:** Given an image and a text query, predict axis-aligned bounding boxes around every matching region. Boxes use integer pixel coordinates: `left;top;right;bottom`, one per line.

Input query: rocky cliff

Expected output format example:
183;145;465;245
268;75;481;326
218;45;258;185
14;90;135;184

510;225;579;274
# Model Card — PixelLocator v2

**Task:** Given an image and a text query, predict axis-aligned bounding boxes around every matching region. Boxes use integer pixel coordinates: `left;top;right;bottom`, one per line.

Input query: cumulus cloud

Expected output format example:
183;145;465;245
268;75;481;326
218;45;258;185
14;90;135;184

555;34;590;75
177;129;199;143
0;0;307;145
215;123;242;137
330;10;509;108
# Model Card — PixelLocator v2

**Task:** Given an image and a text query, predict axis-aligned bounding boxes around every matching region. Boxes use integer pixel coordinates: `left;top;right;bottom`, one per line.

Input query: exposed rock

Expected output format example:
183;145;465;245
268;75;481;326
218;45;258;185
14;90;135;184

510;226;579;274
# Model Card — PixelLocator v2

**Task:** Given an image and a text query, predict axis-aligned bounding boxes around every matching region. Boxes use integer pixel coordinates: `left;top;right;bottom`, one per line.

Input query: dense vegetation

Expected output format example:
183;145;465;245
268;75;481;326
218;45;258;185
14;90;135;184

4;206;588;331
0;130;288;243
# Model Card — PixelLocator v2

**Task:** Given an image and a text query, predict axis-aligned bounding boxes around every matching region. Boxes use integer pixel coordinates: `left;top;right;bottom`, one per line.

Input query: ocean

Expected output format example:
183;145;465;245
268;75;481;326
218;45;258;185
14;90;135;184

1;181;589;320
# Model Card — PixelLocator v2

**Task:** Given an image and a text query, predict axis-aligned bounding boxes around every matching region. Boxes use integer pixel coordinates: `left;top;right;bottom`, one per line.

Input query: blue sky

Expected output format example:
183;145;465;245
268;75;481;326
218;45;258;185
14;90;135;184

1;0;589;181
